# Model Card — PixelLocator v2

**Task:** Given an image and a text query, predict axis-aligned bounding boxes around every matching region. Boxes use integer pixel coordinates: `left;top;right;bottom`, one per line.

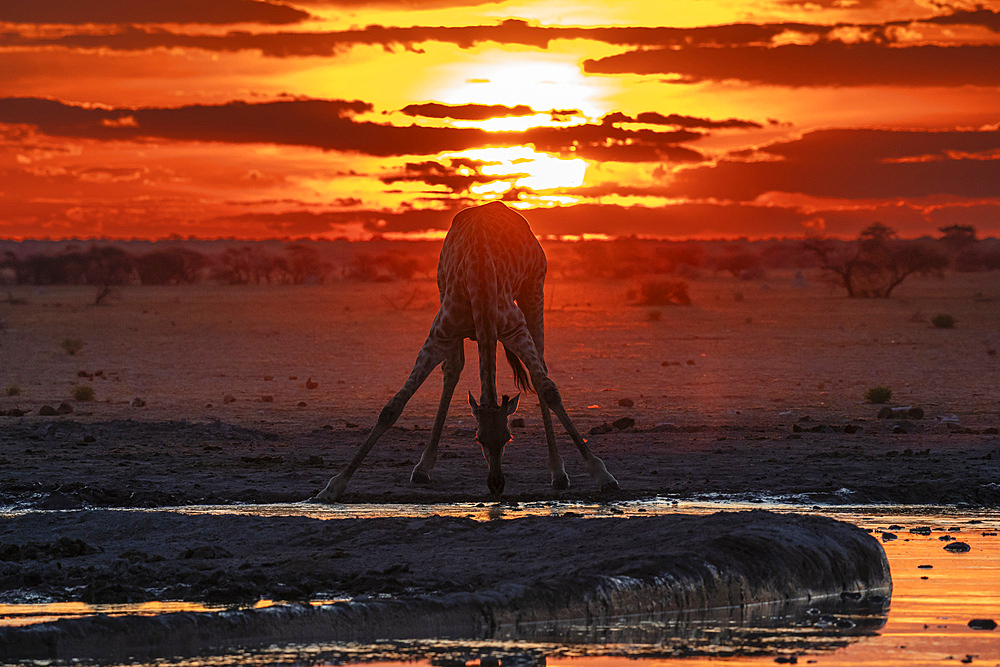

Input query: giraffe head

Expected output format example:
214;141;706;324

469;392;520;496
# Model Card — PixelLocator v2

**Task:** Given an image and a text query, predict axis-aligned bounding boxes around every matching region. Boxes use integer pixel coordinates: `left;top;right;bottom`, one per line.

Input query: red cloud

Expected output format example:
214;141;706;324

0;0;310;25
584;43;1000;87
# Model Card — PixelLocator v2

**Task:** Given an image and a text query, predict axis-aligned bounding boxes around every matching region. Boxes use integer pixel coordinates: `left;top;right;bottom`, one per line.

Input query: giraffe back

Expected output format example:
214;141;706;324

438;201;545;343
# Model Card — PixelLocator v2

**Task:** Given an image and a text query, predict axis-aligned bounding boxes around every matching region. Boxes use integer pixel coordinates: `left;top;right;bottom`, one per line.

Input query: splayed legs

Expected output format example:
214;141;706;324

499;322;618;493
410;345;465;485
311;335;452;503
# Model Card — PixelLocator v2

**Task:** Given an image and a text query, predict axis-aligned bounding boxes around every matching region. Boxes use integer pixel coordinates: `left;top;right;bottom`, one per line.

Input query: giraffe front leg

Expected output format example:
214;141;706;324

311;334;450;503
411;345;464;485
539;395;569;490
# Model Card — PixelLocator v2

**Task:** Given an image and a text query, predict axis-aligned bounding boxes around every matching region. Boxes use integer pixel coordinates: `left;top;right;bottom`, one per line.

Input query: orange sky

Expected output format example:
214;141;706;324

1;0;999;240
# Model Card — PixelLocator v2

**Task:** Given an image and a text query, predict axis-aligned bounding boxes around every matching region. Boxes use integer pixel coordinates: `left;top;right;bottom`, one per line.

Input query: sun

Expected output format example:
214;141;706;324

434;54;604;118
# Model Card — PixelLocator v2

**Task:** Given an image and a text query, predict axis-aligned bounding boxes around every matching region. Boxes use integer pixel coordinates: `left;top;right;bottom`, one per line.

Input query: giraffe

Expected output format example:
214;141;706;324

311;201;618;502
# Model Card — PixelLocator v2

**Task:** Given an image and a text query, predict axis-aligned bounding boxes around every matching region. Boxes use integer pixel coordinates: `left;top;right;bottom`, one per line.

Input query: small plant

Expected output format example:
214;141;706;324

864;384;893;404
5;384;20;396
71;385;95;402
60;338;84;355
630;279;691;306
930;313;956;329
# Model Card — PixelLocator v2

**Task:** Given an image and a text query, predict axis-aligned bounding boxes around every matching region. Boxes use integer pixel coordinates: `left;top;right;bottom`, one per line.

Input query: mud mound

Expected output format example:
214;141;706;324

0;511;890;660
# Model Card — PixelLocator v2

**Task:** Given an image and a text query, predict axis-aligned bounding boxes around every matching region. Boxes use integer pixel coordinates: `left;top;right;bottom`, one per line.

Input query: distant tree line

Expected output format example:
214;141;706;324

0;243;432;287
1;227;997;295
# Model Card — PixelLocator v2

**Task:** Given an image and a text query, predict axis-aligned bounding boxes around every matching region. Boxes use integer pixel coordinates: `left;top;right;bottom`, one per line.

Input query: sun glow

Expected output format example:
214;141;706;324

447;146;587;194
434;55;604;118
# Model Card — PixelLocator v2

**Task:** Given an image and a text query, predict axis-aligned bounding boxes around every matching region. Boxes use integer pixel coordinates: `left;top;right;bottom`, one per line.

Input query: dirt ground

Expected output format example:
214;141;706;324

0;272;997;508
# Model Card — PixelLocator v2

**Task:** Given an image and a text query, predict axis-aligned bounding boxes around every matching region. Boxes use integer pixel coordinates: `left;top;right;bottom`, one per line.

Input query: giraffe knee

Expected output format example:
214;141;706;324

535;376;561;406
377;399;403;429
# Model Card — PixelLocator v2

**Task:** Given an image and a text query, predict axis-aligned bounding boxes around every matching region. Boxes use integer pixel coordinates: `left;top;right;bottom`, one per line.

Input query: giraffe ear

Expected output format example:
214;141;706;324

505;393;520;416
468;391;479;414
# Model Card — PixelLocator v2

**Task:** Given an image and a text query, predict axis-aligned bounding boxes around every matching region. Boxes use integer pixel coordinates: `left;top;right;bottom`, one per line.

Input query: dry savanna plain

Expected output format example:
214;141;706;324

1;270;998;508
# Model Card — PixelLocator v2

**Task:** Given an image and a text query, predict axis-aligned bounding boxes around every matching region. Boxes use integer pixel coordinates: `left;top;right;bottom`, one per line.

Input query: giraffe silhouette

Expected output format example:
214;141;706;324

312;201;618;501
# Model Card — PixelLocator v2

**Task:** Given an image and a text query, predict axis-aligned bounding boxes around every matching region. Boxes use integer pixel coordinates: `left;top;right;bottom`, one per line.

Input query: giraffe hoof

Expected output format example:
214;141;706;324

552;474;570;490
410;470;431;485
600;480;620;493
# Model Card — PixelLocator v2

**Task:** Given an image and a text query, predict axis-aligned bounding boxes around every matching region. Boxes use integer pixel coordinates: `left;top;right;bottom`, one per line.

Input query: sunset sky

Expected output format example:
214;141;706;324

2;0;999;240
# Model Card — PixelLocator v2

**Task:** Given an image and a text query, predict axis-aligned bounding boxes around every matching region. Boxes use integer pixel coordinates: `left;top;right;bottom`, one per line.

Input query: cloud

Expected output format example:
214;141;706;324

7;9;1000;58
602;111;763;130
666;127;1000;201
584;43;1000;87
380;159;522;193
400;103;537;120
0;97;705;162
0;0;310;25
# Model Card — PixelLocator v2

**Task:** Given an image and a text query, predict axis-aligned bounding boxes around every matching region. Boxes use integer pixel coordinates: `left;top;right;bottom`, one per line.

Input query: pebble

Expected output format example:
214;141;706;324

943;541;971;553
968;619;997;630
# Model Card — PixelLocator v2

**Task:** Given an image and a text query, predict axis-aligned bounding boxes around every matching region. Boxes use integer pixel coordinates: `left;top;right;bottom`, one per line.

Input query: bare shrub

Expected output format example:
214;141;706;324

71;385;95;401
630;279;691;306
864;385;892;404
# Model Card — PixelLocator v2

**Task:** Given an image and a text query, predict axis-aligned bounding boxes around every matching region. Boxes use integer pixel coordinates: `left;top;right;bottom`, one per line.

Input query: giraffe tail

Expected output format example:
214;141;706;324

503;344;535;393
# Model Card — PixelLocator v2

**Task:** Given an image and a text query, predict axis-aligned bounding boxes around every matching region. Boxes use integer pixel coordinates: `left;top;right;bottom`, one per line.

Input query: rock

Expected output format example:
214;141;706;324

1;409;26;417
943;541;971;553
38;405;57;416
297;401;307;407
880;532;897;542
909;526;932;535
589;422;613;435
612;417;635;430
617;398;634;408
843;424;861;434
130;397;146;407
260;395;274;402
305;378;319;390
223;394;236;404
968;619;997;630
509;417;525;428
56;402;73;414
651;423;678;432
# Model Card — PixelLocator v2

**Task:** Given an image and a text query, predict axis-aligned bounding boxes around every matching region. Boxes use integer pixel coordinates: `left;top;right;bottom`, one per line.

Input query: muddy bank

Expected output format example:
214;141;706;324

1;418;998;509
0;511;890;660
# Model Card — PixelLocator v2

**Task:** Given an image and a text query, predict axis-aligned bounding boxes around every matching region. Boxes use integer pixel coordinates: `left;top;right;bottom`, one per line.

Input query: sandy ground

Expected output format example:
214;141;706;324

0;272;997;508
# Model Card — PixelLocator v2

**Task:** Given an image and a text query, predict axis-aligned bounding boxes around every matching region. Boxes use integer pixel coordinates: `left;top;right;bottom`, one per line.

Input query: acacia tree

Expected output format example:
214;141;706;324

805;223;948;297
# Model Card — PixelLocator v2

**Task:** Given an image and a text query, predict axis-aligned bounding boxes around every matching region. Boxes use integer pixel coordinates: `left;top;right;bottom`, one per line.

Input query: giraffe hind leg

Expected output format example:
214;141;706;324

540;395;570;490
500;324;618;493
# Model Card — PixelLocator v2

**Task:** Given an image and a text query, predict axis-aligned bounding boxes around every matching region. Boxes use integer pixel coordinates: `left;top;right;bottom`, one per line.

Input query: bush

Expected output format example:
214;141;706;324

630;279;691;306
5;384;20;396
71;385;95;401
931;313;956;329
60;338;84;355
864;385;893;404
